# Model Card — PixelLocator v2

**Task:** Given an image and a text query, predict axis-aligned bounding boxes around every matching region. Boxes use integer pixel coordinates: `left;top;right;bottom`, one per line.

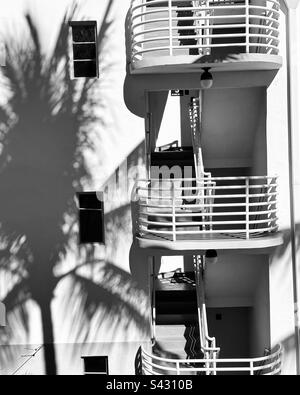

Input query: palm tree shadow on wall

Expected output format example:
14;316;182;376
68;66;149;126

0;2;149;375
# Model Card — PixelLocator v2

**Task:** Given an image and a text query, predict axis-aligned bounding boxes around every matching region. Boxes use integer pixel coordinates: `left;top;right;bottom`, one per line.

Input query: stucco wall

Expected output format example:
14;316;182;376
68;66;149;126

0;0;147;375
266;5;300;375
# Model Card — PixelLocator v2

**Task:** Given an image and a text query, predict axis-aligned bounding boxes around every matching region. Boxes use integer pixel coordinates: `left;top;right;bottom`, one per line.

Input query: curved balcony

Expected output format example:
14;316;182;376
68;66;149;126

132;176;283;252
140;344;282;375
130;0;282;74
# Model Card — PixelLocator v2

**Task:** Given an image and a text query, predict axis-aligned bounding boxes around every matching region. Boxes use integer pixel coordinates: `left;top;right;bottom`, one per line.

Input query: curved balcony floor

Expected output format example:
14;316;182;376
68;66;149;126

136;231;284;255
130;53;282;75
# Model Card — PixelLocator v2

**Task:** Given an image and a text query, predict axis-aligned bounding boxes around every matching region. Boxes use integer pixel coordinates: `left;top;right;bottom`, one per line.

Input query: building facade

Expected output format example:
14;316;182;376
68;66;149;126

0;0;299;375
124;0;300;375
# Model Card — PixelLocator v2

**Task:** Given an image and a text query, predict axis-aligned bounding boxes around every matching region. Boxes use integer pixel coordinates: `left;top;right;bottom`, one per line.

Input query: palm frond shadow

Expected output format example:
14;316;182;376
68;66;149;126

63;260;150;346
0;0;147;375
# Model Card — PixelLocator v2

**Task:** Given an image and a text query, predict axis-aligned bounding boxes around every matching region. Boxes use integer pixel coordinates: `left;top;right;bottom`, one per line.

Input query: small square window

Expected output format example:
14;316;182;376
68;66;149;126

82;356;109;375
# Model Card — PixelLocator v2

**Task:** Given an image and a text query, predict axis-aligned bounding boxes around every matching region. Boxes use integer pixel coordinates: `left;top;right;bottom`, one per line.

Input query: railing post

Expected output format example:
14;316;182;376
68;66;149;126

205;0;211;55
250;361;254;376
246;178;250;239
168;0;173;55
151;257;156;343
171;180;177;241
245;0;250;53
213;351;217;376
176;361;180;375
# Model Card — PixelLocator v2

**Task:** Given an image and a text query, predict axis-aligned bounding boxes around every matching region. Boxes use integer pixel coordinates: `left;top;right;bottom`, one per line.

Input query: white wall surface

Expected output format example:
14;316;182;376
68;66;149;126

266;5;300;375
1;0;144;187
0;0;145;354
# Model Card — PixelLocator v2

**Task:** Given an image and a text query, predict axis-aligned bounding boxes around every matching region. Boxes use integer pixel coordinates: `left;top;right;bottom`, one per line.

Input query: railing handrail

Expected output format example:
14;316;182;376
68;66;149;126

132;9;280;21
140;209;277;216
131;0;280;11
132;24;279;39
138;186;277;192
137;176;278;182
139;193;278;200
131;8;280;24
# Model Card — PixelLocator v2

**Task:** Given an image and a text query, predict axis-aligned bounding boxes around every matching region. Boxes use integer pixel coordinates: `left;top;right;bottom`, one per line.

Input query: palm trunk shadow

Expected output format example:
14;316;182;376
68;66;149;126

40;301;57;375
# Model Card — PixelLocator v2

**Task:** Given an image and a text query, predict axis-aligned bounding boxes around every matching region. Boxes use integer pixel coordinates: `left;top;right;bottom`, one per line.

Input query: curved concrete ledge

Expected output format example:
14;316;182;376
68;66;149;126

136;232;284;256
130;53;283;75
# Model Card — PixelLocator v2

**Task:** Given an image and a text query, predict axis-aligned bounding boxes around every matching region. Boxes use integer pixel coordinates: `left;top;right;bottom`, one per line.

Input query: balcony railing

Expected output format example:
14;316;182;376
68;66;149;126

130;0;280;64
132;176;278;242
140;344;282;375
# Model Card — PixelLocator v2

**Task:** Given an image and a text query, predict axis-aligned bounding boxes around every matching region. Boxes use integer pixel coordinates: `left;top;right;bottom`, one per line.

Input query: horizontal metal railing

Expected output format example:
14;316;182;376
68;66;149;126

141;344;282;375
130;0;280;63
132;176;278;241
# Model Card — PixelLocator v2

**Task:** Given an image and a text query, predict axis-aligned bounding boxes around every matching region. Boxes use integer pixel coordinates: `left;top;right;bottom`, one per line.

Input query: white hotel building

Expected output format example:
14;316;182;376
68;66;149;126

0;0;300;375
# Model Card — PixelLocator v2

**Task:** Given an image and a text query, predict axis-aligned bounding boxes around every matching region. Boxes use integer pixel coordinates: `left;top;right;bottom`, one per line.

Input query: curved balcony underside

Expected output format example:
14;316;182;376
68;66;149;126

131;52;282;74
133;176;283;253
136;232;284;254
130;0;282;74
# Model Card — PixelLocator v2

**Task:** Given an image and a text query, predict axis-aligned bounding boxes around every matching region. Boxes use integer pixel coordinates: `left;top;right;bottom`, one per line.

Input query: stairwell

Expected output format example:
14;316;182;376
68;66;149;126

153;272;204;359
149;147;199;235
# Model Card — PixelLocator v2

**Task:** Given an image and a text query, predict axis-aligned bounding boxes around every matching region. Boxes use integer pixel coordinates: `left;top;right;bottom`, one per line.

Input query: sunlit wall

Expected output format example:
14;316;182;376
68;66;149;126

0;0;147;360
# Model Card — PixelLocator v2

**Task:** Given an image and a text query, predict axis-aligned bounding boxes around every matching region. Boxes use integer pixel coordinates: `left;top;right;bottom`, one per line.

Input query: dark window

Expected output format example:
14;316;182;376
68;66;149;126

72;25;96;43
73;44;96;60
77;192;105;244
116;168;120;187
69;21;99;78
82;356;109;375
73;60;97;78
